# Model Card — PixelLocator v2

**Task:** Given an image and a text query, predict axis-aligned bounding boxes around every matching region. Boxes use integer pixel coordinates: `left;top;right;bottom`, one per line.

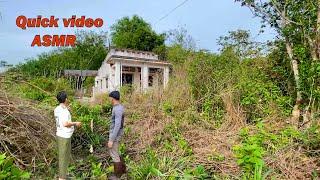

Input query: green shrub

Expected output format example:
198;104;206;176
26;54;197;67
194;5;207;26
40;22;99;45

129;149;164;179
162;101;173;115
300;125;320;156
71;102;109;149
120;84;134;96
188;49;239;103
167;45;191;64
17;77;74;103
236;59;293;123
162;120;193;156
102;103;113;116
188;49;293;125
67;156;108;179
233;123;308;179
91;162;107;179
234;127;265;179
129;148;198;179
183;165;209;179
237;79;286;122
0;153;31;179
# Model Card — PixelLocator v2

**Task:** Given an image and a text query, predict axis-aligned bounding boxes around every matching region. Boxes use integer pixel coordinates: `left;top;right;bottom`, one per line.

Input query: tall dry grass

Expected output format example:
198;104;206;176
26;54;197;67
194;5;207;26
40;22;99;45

117;64;245;177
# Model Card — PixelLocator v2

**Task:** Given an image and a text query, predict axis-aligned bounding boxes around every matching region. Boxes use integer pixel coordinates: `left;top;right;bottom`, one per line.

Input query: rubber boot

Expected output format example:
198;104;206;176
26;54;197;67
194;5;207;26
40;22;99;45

120;157;127;174
114;162;123;178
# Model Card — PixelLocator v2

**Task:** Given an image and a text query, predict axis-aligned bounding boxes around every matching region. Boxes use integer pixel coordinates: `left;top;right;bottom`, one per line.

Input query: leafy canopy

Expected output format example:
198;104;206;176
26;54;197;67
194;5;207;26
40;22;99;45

111;15;165;52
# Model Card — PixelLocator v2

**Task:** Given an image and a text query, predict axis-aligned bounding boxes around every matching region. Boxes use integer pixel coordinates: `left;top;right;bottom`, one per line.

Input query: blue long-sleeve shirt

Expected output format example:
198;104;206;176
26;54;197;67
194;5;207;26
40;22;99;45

109;104;124;142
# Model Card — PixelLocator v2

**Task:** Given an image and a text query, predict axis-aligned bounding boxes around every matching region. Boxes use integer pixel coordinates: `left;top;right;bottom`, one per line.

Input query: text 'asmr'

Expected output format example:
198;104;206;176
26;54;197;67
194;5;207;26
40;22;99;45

16;15;105;47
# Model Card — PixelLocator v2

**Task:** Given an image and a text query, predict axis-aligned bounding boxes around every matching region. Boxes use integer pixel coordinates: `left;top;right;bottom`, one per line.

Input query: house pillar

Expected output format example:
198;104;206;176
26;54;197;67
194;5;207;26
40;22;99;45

154;73;159;89
133;67;140;91
114;61;121;90
163;66;169;88
142;64;149;92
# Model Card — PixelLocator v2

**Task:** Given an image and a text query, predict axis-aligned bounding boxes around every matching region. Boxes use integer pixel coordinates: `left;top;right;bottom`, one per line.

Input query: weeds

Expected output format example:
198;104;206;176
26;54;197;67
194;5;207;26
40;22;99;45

1;43;319;179
234;127;265;179
0;153;30;179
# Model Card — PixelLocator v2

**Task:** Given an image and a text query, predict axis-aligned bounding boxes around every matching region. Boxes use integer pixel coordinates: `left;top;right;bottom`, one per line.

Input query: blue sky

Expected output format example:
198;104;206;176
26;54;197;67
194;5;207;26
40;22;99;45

0;0;276;66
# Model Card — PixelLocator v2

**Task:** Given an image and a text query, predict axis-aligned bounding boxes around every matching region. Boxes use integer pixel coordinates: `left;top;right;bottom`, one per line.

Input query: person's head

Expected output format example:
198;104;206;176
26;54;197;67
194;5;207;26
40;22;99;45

108;91;120;105
56;91;68;104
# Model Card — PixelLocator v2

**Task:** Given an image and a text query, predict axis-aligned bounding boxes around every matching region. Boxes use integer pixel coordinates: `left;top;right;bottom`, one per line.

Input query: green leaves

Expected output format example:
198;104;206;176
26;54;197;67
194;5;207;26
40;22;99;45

111;15;165;53
217;29;265;59
71;102;108;147
150;167;163;176
0;153;31;179
234;128;265;179
91;162;107;178
183;165;209;180
237;0;320;116
162;101;173;115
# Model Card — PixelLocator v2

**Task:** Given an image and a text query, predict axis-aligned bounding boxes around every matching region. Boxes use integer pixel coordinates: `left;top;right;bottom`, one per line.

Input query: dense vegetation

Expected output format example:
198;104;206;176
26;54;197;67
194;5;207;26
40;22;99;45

1;3;320;179
236;0;320;124
111;15;166;57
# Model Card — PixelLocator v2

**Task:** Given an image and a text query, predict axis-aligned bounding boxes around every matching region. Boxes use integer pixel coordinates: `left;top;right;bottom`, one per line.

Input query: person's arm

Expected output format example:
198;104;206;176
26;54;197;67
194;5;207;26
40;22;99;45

109;108;123;142
63;121;77;127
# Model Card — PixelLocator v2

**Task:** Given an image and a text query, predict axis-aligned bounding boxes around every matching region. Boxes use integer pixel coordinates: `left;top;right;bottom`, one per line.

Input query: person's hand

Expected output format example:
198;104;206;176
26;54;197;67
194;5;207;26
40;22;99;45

107;141;113;148
74;122;82;127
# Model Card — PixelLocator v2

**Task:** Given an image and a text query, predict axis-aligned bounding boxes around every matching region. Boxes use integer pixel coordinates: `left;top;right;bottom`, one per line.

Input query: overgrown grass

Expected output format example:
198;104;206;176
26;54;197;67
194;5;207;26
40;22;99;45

0;153;30;179
1;46;320;179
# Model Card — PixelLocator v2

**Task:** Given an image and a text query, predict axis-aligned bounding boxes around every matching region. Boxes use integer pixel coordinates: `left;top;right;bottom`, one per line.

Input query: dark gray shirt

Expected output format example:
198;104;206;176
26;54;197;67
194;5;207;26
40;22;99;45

109;104;124;142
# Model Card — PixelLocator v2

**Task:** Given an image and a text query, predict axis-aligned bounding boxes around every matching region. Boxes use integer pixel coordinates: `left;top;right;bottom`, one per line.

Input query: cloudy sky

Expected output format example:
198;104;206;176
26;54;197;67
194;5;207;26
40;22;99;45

0;0;276;66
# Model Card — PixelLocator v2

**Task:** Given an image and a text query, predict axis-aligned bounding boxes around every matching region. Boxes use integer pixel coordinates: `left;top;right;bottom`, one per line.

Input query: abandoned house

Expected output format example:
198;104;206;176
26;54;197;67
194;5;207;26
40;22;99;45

93;48;171;97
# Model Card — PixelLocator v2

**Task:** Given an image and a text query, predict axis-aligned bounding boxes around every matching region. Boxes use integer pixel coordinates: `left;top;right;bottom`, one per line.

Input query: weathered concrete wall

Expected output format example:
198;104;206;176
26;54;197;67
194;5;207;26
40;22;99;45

94;61;111;94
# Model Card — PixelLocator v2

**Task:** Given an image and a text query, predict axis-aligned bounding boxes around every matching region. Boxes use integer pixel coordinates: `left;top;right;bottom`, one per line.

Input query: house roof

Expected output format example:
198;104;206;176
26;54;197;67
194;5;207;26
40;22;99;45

111;47;158;56
109;57;171;66
105;48;164;63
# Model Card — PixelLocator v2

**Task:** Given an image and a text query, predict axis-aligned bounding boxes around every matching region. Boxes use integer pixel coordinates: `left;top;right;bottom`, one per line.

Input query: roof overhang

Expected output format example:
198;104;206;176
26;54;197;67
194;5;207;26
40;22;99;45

107;57;171;67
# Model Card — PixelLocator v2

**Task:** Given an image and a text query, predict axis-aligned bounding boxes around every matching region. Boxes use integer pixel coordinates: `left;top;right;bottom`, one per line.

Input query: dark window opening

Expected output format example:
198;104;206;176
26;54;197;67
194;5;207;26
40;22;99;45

122;74;133;85
148;75;153;87
149;68;158;73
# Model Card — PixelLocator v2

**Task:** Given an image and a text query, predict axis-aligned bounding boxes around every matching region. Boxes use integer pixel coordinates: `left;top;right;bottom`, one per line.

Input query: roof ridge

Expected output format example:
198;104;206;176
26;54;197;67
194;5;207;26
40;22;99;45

110;47;158;56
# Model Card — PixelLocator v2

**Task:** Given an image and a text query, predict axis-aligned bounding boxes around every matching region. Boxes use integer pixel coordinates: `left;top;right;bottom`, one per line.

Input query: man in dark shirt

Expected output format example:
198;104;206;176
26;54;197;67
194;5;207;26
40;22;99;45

107;91;126;178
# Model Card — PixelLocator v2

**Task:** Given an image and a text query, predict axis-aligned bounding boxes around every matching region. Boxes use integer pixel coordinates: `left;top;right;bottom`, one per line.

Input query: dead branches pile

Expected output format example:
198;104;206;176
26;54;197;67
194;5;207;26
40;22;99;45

182;91;244;176
0;90;55;168
265;144;320;179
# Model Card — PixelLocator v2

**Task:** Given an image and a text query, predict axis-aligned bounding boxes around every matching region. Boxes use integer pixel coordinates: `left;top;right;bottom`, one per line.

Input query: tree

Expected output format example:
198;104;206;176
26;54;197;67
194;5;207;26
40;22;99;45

217;29;265;59
110;15;165;52
235;0;320;124
166;26;196;64
73;30;108;71
167;26;196;50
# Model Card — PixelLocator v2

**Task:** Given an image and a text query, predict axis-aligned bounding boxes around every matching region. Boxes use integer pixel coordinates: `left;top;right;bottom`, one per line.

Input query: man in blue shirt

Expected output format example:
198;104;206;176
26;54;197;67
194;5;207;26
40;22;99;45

107;91;126;178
